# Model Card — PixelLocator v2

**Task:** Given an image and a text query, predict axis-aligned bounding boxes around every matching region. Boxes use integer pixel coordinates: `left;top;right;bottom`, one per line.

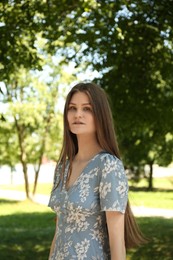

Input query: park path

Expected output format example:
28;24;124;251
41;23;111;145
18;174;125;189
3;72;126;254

0;189;173;219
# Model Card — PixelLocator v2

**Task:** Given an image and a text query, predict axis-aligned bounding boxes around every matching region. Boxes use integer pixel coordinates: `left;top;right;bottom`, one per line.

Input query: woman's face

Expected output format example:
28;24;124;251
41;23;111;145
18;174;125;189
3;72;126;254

67;91;96;136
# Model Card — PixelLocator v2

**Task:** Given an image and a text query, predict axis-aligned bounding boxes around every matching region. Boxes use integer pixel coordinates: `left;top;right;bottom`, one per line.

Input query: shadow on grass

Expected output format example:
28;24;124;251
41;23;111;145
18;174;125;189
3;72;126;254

0;199;22;204
129;186;173;192
0;199;55;260
127;217;173;260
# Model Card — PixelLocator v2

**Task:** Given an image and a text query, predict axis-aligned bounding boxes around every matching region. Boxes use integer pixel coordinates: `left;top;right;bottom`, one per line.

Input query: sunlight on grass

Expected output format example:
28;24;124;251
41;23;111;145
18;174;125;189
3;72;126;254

34;244;47;252
0;199;52;216
0;183;53;195
129;191;173;209
128;176;173;209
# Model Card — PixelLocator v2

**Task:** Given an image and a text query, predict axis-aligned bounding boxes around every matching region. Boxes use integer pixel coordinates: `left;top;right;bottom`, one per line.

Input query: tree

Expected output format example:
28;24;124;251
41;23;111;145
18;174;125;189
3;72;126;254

0;0;79;81
0;117;18;170
41;0;173;189
98;0;173;189
0;0;43;81
1;0;173;190
0;0;77;196
1;66;63;198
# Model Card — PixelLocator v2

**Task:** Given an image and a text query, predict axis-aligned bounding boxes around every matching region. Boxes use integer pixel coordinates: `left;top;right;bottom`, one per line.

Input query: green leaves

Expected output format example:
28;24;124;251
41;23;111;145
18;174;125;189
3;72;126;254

0;0;173;189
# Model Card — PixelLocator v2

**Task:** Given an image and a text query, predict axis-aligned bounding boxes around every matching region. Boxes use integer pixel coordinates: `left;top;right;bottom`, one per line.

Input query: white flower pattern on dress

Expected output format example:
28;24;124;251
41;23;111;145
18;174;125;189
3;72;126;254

116;180;127;198
48;152;128;260
74;239;90;260
65;203;89;233
99;182;111;199
79;167;99;202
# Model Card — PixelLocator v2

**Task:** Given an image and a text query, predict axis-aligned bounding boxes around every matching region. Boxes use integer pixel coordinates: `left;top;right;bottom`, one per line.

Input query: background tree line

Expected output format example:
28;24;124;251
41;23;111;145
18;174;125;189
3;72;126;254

0;0;173;197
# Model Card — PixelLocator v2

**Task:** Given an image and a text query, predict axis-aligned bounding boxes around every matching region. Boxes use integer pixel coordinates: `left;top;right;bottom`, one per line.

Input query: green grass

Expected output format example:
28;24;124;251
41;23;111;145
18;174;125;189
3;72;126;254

0;199;172;260
0;183;52;195
127;217;173;260
0;199;55;260
128;176;173;209
129;190;173;209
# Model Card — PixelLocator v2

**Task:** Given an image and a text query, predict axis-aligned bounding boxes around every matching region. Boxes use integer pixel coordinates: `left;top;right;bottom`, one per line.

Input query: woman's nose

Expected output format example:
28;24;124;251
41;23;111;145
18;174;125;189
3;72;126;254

75;109;82;118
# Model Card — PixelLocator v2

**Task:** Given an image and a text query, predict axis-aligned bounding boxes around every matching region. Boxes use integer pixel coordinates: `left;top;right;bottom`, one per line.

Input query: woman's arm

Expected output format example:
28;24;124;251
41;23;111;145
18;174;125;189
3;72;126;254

106;211;126;260
48;217;58;260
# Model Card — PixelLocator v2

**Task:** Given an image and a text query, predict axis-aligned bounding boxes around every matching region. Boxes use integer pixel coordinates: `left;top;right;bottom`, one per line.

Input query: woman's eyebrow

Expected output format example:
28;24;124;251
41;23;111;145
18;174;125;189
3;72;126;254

69;102;91;105
81;103;91;106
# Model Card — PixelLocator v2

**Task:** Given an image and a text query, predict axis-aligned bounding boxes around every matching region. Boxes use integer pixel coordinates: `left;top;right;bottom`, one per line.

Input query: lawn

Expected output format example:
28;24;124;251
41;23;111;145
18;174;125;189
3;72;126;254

127;216;173;260
0;182;53;195
0;199;55;260
129;190;173;209
128;176;173;209
0;199;172;260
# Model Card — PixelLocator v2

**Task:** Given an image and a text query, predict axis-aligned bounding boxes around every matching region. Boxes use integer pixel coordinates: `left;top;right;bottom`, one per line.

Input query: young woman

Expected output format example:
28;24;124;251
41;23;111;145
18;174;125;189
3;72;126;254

48;82;145;260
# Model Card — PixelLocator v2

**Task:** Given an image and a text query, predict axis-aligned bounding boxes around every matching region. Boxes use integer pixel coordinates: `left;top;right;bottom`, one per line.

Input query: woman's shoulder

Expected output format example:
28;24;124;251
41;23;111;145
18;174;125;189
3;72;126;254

99;151;123;164
96;151;124;173
97;152;127;183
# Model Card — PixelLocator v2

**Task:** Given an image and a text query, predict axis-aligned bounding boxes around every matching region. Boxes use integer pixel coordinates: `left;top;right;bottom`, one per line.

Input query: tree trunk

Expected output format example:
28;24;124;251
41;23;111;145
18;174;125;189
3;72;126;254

32;158;42;196
7;86;30;199
148;161;154;191
32;142;45;195
32;170;39;196
32;113;52;195
22;162;30;199
14;116;30;199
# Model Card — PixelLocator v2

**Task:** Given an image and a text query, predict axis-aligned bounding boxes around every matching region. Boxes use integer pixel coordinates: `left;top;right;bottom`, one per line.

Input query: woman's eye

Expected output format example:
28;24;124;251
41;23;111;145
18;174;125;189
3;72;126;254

68;106;76;111
83;107;92;111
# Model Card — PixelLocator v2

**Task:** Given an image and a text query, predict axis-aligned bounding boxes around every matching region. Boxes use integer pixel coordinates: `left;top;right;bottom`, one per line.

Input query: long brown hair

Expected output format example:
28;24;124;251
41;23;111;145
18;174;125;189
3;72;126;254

57;82;146;249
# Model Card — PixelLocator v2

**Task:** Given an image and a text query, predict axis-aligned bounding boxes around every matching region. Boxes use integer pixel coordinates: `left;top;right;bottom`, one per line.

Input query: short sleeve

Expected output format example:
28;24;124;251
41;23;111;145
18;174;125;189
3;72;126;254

99;154;128;214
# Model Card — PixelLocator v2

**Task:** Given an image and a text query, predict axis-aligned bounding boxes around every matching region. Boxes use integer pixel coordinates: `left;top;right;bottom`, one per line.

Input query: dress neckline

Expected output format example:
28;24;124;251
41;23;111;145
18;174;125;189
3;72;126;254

64;150;105;192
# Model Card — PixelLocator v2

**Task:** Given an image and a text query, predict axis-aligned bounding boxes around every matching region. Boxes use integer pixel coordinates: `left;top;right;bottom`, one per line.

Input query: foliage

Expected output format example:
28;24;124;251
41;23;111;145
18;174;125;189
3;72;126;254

0;119;18;168
1;0;173;190
0;0;43;80
42;0;173;188
0;65;63;197
0;0;83;80
0;0;77;196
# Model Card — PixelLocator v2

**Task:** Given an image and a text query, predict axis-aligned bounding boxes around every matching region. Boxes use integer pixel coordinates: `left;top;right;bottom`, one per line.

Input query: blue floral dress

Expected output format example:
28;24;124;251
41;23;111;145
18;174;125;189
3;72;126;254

48;152;128;260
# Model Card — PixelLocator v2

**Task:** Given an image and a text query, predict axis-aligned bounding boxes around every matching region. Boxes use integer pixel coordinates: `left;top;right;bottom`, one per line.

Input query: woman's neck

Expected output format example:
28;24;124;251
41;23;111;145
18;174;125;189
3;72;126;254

75;135;102;162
